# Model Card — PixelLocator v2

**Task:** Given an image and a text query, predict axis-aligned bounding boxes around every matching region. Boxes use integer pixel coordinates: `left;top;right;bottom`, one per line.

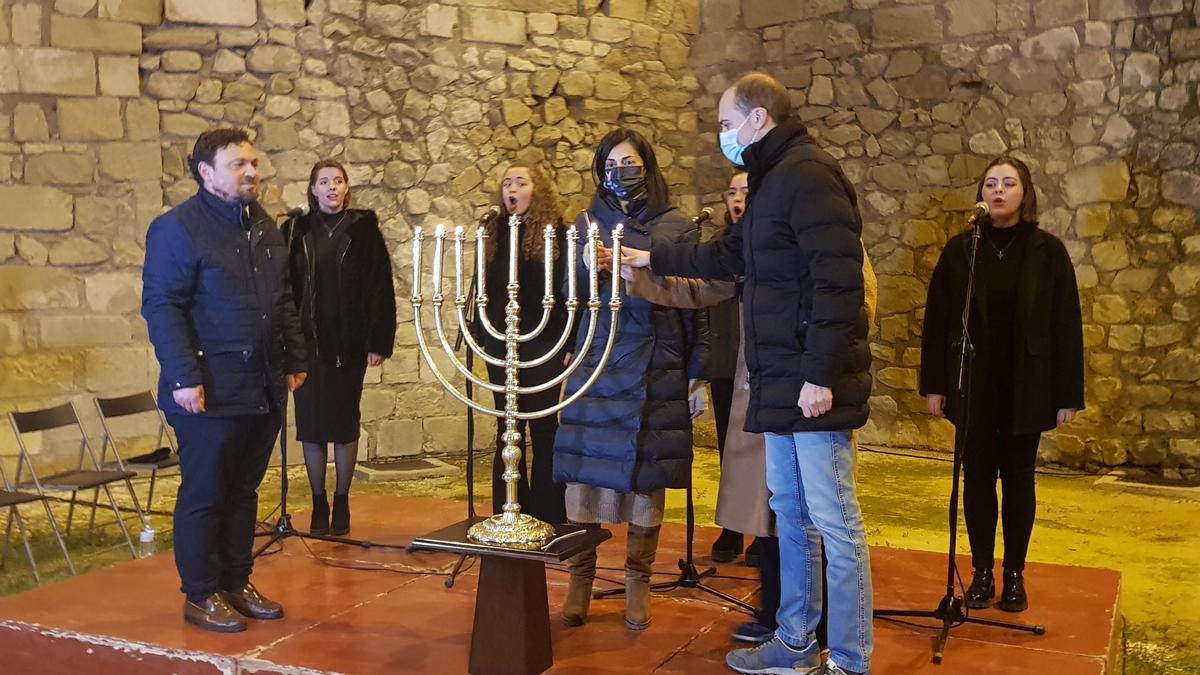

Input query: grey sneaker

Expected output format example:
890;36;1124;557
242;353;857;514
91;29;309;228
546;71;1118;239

824;663;864;675
725;636;822;674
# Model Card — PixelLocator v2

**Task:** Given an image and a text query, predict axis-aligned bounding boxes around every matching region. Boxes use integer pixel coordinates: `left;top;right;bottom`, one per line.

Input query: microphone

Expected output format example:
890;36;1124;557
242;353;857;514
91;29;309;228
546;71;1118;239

692;207;714;225
279;203;308;218
478;205;501;224
967;201;989;225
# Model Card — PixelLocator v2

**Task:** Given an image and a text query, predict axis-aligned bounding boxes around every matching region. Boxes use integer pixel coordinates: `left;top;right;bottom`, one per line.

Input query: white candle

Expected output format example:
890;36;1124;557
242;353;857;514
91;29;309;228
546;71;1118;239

412;226;423;297
454;226;464;299
543;224;554;297
432;224;445;295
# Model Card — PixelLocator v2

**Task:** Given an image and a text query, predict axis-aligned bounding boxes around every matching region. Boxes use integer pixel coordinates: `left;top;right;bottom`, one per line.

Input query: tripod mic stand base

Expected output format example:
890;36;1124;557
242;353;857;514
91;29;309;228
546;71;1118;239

875;594;1045;664
593;557;756;613
253;513;375;558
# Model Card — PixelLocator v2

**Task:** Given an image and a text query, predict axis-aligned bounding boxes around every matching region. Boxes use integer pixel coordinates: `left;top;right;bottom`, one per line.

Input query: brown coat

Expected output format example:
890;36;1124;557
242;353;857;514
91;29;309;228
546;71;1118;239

627;245;877;536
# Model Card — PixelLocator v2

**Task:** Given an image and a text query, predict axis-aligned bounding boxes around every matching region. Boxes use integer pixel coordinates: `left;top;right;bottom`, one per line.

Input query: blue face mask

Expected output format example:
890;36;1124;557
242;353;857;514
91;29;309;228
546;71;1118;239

720;115;757;166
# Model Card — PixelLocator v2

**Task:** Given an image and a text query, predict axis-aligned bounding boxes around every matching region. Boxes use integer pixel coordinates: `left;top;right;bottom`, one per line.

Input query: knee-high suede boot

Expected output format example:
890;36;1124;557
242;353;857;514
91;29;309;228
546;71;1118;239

562;545;597;626
624;524;660;630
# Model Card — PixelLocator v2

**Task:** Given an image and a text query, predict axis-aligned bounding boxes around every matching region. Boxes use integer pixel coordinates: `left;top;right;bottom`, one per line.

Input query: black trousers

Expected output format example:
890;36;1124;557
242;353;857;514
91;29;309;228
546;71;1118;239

486;362;567;524
167;407;279;598
709;378;735;459
962;424;1041;571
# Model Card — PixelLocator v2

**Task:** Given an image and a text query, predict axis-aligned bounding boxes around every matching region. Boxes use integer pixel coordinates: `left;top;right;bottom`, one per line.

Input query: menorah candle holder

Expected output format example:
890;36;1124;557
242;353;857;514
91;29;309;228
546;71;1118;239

410;214;624;548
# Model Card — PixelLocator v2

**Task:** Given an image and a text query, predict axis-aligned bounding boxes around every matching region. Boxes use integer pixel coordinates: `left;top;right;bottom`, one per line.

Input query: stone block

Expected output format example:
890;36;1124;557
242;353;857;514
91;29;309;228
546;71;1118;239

1020;26;1080;60
0;352;81;397
165;0;256;26
25;153;95;185
1167;264;1200;297
0;186;74;232
161;50;203;72
1121;52;1160;91
0;315;23;355
590;16;631;43
1091;0;1182;21
40;315;131;349
872;6;943;48
743;0;846;28
143;28;217;50
124;100;159;140
50;15;141;55
0;267;79;310
97;56;140;97
11;3;43;47
423;415;469;454
375;418;423;457
146;72;201;100
13;103;49;141
99;0;164;25
57;98;124;141
1061;160;1130;207
420;5;458;38
15;48;97;96
99;142;163;181
85;346;151;393
462;8;525;45
49;237;109;266
946;0;996;36
247;45;302;73
1161;171;1200;209
0;50;18;94
56;0;98;18
262;0;305;27
1033;0;1086;27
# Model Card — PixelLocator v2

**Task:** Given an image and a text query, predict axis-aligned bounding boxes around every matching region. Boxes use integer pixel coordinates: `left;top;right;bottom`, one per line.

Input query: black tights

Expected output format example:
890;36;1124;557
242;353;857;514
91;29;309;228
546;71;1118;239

961;427;1041;571
302;442;358;496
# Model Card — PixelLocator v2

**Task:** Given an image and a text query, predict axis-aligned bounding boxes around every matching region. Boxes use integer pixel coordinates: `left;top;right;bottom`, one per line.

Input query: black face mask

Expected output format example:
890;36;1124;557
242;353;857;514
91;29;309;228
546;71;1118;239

603;165;649;203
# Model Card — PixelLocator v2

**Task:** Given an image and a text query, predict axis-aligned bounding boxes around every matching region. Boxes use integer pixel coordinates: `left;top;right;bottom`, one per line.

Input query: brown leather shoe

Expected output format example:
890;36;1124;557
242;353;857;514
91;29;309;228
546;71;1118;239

222;583;284;620
183;593;247;633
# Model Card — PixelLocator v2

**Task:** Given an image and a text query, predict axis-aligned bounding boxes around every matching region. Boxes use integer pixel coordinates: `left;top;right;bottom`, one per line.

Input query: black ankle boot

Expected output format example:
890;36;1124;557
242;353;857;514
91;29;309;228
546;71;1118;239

309;493;330;534
998;569;1028;612
965;567;994;609
330;492;350;535
710;529;744;563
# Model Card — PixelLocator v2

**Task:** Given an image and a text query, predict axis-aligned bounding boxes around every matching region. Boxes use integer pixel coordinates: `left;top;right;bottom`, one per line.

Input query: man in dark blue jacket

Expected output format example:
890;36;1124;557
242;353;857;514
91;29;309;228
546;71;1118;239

624;73;873;675
142;128;307;633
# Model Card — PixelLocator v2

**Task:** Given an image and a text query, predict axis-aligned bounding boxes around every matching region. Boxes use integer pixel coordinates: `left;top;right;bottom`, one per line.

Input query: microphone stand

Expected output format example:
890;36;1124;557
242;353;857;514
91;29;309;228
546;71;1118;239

872;213;1044;663
444;212;493;588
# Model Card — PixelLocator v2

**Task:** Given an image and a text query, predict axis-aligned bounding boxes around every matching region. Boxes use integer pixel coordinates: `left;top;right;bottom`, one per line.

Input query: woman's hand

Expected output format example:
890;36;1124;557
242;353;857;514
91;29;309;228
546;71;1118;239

621;246;650;269
367;352;385;367
927;394;946;417
563;352;573;367
688;379;706;420
1056;408;1077;427
595;243;615;272
287;372;307;392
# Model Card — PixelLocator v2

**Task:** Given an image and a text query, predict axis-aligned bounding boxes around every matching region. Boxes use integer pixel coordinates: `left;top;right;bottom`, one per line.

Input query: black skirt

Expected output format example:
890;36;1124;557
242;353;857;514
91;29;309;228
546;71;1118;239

293;358;367;444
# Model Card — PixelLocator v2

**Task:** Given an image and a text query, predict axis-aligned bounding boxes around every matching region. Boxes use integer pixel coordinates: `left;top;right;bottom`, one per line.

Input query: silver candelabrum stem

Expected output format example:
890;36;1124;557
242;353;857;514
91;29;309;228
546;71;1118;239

410;212;624;548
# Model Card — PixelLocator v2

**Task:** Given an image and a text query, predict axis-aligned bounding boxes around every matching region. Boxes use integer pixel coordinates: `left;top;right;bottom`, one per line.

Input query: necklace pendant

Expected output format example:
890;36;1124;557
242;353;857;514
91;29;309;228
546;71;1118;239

997;251;1004;260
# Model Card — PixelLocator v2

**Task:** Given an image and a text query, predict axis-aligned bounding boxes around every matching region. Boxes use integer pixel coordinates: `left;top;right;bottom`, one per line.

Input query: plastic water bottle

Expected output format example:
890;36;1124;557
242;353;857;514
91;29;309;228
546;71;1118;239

139;527;156;558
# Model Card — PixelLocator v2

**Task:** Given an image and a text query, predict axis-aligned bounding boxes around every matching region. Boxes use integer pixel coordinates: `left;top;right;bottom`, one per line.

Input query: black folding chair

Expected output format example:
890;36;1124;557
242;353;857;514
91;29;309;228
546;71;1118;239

7;402;143;563
94;391;179;518
0;457;65;584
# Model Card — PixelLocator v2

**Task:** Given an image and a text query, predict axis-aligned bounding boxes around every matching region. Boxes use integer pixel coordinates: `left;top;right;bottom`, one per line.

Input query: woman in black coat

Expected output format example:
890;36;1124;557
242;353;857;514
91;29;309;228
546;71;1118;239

287;160;396;536
475;163;571;525
552;128;709;631
920;156;1084;613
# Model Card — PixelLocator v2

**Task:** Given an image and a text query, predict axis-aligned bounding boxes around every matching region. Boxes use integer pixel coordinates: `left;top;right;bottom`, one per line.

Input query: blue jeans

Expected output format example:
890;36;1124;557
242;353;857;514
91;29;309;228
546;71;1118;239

765;431;873;673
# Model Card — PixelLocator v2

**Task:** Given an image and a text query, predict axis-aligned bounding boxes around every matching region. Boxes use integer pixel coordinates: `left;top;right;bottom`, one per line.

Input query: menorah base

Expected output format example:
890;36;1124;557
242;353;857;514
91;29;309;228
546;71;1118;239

467;513;556;549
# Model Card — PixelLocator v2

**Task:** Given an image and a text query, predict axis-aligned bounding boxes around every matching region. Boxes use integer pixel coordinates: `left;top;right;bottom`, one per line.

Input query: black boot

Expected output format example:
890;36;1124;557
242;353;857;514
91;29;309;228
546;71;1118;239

309;493;330;535
965;567;994;609
997;568;1028;612
330;492;350;535
710;529;744;563
744;537;762;567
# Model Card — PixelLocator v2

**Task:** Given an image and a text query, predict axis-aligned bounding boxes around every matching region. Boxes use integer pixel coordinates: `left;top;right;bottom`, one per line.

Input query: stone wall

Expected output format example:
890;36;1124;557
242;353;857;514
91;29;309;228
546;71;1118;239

3;0;1197;474
1;0;704;465
691;0;1200;472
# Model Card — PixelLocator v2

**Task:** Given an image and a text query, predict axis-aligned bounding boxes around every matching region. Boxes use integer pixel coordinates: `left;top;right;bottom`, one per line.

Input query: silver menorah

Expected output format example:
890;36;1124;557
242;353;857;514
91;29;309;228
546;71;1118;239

410;214;624;547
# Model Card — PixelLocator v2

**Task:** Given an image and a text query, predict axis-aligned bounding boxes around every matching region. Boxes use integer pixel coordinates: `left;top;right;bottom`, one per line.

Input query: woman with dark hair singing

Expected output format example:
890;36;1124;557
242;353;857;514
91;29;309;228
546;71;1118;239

287;160;396;536
552;128;710;631
921;155;1084;612
475;164;572;525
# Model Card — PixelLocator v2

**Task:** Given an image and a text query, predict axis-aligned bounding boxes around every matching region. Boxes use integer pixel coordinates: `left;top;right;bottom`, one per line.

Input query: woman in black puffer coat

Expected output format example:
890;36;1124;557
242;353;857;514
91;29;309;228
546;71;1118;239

552;128;710;632
287;160;396;537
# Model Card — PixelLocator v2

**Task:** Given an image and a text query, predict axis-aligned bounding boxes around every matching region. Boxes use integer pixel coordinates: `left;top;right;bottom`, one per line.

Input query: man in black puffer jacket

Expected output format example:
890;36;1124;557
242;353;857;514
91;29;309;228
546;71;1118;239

629;73;873;675
143;128;306;634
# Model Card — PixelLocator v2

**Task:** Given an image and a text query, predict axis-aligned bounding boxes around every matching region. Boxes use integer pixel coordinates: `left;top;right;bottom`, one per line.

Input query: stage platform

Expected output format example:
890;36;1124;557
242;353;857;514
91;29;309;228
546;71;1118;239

0;494;1120;674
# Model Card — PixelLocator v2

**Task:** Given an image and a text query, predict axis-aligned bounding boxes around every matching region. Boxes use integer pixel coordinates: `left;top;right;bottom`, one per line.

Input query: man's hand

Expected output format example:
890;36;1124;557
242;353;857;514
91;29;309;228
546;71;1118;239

927;394;946;418
173;385;206;414
288;372;307;392
1056;408;1077;427
688;379;707;420
797;382;833;418
367;352;385;367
